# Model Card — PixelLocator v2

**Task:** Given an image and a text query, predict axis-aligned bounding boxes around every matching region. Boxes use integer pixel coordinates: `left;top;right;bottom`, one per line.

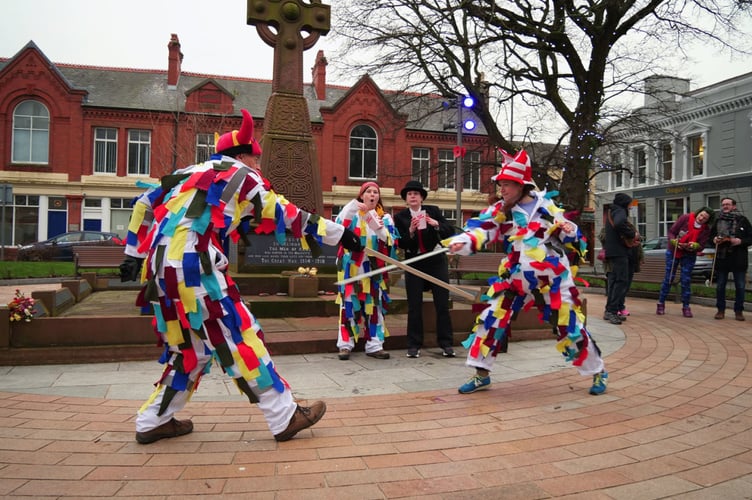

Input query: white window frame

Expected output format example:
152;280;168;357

610;151;623;190
688;133;705;178
348;124;377;180
437;149;455;189
12;100;50;164
196;133;215;164
657;197;689;238
463;151;481;191
660;142;673;181
411;147;430;188
440;209;457;227
634;148;647;185
93;127;118;174
127;129;151;176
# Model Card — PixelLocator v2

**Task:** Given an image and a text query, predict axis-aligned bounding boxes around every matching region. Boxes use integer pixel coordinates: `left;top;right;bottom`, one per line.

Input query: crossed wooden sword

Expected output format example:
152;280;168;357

335;246;482;302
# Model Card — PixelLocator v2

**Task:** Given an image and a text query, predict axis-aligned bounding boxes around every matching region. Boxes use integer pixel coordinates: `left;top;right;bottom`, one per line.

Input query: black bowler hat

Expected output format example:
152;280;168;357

400;180;428;200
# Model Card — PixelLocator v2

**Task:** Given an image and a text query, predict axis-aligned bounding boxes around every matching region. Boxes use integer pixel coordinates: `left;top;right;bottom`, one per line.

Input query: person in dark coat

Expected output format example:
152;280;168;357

709;197;752;321
394;180;457;358
603;193;636;324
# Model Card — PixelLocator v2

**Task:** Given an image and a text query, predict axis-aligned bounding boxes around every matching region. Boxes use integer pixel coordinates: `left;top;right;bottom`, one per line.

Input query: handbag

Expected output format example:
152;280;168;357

607;212;638;247
597;248;606;261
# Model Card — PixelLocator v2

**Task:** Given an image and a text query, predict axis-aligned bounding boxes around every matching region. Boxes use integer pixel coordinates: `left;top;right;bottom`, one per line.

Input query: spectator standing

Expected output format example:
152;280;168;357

394;180;456;358
335;182;399;360
620;221;643;317
603;194;636;325
121;110;363;444
598;221;642;317
709;197;752;321
447;150;608;396
656;207;714;317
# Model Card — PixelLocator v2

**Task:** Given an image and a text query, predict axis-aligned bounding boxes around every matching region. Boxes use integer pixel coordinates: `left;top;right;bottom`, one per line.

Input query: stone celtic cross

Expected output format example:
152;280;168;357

247;0;331;213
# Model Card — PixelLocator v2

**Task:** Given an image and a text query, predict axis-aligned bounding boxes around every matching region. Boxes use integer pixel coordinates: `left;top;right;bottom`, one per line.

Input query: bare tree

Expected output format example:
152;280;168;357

331;0;750;211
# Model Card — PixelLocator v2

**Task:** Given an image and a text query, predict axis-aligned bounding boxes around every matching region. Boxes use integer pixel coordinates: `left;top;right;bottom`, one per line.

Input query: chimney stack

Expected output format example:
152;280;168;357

167;33;183;88
311;50;327;100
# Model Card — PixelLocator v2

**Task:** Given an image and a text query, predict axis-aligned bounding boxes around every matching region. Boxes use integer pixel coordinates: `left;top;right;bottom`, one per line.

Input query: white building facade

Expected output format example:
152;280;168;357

594;73;752;240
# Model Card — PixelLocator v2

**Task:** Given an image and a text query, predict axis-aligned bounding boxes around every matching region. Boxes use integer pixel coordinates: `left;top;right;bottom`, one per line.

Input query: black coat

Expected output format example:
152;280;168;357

604;195;636;259
709;212;752;272
394;205;455;258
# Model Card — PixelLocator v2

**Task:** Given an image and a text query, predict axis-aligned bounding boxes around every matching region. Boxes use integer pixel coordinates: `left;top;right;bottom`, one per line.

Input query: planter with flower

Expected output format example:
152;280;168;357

288;266;319;297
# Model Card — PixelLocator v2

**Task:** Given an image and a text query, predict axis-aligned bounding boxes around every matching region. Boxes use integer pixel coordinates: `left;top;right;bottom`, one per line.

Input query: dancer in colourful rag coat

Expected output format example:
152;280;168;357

446;150;608;396
120;109;363;444
335;181;399;360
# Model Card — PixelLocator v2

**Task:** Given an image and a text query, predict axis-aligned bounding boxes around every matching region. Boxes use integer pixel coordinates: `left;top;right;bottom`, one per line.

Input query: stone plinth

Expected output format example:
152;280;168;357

288;276;319;297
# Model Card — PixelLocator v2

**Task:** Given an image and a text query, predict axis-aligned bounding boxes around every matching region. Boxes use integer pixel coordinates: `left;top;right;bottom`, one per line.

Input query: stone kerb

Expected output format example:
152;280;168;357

32;288;75;317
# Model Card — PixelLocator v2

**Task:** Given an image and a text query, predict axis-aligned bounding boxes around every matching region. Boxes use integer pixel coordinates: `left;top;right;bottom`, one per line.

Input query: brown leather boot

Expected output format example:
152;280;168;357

274;402;327;442
135;418;193;444
736;311;745;321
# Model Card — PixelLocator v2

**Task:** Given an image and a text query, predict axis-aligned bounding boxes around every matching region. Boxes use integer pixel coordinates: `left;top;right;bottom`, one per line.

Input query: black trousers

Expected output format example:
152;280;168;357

605;255;629;314
404;254;453;349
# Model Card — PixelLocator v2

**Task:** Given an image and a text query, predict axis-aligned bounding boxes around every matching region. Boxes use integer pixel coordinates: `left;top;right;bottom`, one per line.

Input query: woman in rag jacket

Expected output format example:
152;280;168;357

335;181;400;361
446;149;609;396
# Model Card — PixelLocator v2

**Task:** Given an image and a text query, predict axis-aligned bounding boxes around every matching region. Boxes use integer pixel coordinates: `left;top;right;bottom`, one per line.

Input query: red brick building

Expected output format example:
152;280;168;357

0;34;494;249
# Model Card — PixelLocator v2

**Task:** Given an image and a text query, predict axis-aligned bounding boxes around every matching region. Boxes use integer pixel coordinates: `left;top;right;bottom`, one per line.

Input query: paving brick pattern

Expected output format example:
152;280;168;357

1;295;752;498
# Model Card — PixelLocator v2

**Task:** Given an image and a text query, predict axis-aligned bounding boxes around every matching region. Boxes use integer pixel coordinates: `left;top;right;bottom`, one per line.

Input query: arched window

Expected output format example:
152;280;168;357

12;100;50;164
349;124;377;179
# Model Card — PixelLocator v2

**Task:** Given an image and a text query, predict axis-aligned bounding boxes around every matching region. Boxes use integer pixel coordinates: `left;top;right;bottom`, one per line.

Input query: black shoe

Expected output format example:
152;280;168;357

603;311;622;325
406;348;420;358
442;347;456;358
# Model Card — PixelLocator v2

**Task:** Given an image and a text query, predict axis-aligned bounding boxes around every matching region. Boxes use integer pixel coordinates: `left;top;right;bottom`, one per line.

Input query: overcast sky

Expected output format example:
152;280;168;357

0;0;338;82
2;0;751;91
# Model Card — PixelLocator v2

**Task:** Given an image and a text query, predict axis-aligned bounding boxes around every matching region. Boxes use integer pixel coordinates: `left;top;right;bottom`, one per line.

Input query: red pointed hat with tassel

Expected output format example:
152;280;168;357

491;149;535;186
214;109;262;157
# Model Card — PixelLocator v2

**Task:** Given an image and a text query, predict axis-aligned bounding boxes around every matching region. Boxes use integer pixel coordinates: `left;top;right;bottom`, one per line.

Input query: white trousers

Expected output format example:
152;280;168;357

136;348;296;436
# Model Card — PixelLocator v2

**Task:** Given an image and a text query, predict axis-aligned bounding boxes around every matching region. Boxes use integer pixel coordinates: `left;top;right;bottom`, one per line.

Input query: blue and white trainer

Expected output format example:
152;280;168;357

458;374;491;394
589;371;608;395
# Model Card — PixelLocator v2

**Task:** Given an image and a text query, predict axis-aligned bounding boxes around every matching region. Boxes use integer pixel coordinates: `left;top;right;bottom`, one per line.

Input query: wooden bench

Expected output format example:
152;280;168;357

632;253;666;283
449;252;504;283
73;246;126;276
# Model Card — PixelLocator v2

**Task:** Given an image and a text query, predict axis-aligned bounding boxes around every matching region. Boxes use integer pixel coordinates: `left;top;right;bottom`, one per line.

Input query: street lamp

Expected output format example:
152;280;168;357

444;95;476;226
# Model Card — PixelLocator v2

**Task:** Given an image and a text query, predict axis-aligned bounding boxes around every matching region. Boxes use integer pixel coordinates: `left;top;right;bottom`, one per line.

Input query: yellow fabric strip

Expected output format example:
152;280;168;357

165;320;183;346
128;203;148;233
167;226;188;261
177;282;197;313
138;384;163;414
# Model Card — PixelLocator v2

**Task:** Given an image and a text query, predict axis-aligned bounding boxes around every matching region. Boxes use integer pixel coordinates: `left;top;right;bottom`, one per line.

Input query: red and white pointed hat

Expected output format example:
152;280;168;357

491;149;535;186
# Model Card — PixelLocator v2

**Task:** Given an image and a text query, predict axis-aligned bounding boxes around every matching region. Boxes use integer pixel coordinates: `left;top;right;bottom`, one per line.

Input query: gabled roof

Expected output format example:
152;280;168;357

184;78;235;98
0;42;486;135
0;41;86;96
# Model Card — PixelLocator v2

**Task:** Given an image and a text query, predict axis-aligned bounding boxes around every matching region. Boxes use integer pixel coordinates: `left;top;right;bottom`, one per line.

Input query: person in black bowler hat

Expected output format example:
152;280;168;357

394;180;457;358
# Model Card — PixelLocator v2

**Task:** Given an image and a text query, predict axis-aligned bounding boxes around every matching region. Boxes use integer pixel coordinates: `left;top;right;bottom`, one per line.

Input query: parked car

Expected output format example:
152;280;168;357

16;231;123;261
641;236;752;285
641;237;714;281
